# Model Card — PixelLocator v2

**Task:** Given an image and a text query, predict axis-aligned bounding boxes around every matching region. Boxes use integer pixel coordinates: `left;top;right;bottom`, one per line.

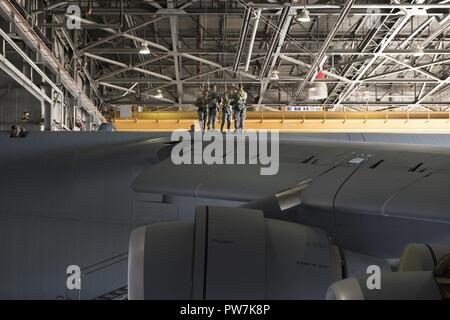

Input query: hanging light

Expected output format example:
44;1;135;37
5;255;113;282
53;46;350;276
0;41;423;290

308;82;328;100
307;70;328;100
413;44;425;57
155;89;163;99
271;70;280;80
139;43;151;55
296;8;310;23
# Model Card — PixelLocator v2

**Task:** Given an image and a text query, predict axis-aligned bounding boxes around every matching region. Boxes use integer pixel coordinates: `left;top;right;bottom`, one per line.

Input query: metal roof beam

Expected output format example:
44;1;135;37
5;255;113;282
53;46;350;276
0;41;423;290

85;53;173;81
290;0;356;105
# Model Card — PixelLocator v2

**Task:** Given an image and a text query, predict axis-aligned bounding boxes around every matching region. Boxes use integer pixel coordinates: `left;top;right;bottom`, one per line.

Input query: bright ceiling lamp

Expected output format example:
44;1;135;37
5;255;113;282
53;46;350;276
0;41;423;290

308;71;327;100
139;43;151;55
155;89;163;99
308;82;327;100
413;44;425;57
295;0;311;23
407;0;428;16
271;70;280;80
296;8;310;23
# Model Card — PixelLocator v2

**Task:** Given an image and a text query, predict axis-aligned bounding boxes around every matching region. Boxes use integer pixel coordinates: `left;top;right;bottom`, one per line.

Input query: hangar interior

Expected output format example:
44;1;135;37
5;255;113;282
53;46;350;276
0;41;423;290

1;0;450;301
1;0;450;132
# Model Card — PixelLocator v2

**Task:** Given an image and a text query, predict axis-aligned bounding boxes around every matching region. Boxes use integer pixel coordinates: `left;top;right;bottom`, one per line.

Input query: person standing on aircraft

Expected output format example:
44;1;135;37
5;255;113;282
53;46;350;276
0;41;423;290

207;85;220;130
232;85;248;133
230;86;239;131
195;89;209;132
220;89;232;132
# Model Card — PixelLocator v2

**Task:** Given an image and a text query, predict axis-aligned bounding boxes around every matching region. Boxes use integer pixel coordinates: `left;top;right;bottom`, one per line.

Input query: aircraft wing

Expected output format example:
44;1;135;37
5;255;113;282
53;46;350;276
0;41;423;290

2;132;450;300
132;138;450;224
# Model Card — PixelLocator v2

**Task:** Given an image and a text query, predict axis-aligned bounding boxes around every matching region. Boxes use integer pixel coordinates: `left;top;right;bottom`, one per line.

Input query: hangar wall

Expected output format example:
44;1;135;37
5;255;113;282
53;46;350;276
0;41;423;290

0;72;42;132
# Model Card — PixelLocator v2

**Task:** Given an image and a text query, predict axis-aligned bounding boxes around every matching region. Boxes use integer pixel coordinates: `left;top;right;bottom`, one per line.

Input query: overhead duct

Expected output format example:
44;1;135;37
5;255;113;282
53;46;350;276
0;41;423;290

244;8;262;72
233;7;253;72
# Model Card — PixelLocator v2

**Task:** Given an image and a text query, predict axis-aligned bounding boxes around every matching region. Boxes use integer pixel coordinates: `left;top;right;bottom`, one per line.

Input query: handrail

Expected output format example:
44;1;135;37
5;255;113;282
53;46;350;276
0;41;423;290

80;252;128;271
112;110;450;132
0;28;62;96
115;111;450;122
82;254;128;277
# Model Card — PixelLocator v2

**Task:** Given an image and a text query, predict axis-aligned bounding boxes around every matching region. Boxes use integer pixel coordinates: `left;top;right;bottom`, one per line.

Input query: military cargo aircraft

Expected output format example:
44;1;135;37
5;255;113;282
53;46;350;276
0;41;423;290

1;132;449;299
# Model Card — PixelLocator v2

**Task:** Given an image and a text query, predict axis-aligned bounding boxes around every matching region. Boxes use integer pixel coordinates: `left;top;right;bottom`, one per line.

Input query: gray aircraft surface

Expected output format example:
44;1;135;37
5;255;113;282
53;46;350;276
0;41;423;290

0;131;449;300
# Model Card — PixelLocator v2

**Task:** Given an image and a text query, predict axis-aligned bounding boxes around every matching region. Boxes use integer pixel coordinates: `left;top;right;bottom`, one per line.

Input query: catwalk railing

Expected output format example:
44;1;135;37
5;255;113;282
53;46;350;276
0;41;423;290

113;110;450;133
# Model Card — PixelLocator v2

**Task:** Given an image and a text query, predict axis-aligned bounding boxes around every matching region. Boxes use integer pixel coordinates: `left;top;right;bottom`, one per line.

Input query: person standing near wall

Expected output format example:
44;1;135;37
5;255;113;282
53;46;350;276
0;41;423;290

220;88;232;132
207;85;220;130
232;85;248;133
195;89;209;132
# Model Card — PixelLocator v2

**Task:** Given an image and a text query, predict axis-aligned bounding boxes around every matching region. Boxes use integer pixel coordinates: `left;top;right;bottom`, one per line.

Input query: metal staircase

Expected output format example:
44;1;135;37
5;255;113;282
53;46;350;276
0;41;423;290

95;286;128;300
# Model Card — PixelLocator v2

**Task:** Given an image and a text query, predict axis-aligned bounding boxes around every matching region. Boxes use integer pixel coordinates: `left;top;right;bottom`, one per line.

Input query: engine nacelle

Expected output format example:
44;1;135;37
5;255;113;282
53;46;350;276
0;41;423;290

129;206;343;299
326;243;450;300
399;243;450;272
128;206;395;300
325;272;442;300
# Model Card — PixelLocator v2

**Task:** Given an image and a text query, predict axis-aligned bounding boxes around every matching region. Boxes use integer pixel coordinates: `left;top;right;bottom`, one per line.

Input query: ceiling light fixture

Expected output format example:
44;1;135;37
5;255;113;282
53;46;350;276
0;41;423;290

139;43;151;55
308;70;327;100
413;45;425;57
271;70;280;80
155;89;163;99
296;8;311;23
308;82;328;100
296;1;310;23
